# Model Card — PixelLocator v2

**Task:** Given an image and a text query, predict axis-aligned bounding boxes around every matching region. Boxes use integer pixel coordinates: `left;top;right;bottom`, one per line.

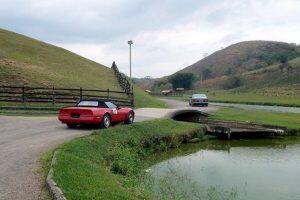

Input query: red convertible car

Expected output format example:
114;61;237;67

58;99;134;128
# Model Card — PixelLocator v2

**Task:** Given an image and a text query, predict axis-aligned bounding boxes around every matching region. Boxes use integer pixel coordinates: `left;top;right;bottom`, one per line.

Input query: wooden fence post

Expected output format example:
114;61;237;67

22;86;25;103
79;87;83;101
52;86;55;104
131;92;134;107
107;89;110;100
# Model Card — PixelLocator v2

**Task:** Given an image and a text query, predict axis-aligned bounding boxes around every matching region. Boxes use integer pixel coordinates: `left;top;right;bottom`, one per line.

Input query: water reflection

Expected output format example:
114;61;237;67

148;137;300;200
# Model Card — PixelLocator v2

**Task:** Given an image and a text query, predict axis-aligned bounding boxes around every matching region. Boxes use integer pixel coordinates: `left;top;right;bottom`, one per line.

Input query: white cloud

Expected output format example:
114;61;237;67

2;0;300;77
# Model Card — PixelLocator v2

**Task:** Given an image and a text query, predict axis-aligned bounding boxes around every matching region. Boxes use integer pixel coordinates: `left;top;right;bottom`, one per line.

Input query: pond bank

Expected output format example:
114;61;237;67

50;119;203;199
48;117;300;199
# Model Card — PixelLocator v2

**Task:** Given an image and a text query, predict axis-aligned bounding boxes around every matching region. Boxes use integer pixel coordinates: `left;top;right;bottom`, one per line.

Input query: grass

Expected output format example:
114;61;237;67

0;28;166;110
205;89;300;107
51;119;202;199
165;88;300;107
37;150;54;200
0;101;64;116
134;86;168;108
0;28;120;90
0;109;57;116
210;107;300;129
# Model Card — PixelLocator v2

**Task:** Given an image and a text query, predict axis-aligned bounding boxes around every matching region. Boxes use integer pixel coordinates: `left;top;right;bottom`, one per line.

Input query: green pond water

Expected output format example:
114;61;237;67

148;138;300;200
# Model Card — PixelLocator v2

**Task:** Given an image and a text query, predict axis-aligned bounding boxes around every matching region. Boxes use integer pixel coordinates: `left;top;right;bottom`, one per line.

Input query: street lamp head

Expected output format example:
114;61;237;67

128;40;133;45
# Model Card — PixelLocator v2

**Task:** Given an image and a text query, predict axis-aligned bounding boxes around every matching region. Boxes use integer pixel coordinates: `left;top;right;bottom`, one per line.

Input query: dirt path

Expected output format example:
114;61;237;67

0;99;219;200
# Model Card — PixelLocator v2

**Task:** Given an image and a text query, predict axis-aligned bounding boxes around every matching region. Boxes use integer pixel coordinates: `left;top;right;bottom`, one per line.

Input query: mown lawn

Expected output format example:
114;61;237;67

210;107;300;129
52;119;201;200
165;89;300;107
134;86;168;108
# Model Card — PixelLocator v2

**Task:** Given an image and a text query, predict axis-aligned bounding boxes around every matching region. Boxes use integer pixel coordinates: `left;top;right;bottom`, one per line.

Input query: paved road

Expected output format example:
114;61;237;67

0;99;218;200
159;98;218;113
211;102;300;113
0;116;92;200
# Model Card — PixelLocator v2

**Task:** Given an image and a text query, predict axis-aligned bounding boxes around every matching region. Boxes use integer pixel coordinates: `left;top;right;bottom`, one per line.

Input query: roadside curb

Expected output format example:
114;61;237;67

46;151;67;200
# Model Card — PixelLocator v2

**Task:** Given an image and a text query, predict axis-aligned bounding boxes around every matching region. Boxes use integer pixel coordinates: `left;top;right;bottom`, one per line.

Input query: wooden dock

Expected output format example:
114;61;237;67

202;120;288;139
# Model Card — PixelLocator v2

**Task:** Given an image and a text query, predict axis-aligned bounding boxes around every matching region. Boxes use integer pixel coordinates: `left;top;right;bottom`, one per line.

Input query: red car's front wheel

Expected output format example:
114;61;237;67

125;111;134;124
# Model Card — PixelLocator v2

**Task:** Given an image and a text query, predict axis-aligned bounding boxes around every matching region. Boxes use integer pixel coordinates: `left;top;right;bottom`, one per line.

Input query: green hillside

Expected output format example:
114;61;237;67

0;28;120;89
185;56;300;106
0;28;165;108
138;40;300;107
137;41;300;92
196;56;300;91
179;40;300;78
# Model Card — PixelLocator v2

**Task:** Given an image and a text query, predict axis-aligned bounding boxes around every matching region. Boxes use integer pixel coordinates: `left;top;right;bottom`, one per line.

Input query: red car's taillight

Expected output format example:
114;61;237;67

81;110;93;116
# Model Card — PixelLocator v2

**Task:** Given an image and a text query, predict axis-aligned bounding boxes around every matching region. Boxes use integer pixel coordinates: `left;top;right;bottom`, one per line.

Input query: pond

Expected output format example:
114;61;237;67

147;138;300;200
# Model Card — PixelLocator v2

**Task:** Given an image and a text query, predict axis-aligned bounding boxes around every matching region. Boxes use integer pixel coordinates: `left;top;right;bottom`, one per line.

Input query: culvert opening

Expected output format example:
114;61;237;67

170;110;208;123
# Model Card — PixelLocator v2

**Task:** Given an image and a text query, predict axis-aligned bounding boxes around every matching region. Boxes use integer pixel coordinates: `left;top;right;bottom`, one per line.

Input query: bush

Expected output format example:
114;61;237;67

223;76;243;89
225;67;235;75
168;73;195;90
202;68;213;80
110;144;141;175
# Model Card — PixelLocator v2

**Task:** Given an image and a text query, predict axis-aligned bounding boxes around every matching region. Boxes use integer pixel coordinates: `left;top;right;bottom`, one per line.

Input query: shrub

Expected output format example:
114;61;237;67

223;76;243;90
168;73;195;90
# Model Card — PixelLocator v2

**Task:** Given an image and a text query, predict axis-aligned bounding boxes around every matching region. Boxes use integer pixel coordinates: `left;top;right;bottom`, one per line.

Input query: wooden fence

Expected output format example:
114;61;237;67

150;92;184;97
111;61;134;106
111;62;132;94
0;85;133;107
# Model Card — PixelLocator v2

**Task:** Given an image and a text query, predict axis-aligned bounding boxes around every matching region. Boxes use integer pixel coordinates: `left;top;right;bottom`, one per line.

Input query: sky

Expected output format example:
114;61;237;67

1;0;300;78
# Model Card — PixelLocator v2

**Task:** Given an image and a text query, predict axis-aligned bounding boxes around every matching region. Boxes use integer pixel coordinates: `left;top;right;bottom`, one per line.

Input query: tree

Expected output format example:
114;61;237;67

225;68;235;76
168;73;195;90
223;76;243;90
152;81;172;92
279;55;288;72
202;68;213;80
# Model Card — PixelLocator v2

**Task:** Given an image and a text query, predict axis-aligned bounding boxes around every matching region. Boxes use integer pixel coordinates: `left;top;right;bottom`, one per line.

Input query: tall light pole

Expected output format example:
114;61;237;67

128;40;133;93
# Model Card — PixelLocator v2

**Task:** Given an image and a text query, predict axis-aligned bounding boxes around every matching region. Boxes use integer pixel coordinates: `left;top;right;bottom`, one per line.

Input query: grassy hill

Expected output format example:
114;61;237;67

179;40;300;78
0;28;120;89
0;28;165;108
139;40;300;106
138;41;300;92
183;56;300;107
196;56;300;91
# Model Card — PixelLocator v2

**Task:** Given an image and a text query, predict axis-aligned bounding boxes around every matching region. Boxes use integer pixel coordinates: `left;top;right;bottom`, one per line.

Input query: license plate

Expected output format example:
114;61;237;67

71;113;80;118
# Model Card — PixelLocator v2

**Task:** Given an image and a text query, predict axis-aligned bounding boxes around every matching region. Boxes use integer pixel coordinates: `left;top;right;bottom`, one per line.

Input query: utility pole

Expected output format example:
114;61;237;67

128;40;133;93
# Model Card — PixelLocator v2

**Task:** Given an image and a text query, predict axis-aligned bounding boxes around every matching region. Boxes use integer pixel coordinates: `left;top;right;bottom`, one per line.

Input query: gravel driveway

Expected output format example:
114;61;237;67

0;99;218;200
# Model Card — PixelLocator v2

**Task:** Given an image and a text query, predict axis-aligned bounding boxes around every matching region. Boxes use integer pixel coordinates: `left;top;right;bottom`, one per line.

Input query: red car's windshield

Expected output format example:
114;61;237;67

77;100;107;108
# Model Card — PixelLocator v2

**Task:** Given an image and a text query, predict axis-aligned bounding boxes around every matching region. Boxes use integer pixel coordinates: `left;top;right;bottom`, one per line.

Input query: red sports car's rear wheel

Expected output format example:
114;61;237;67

67;123;77;128
125;111;134;124
101;114;111;128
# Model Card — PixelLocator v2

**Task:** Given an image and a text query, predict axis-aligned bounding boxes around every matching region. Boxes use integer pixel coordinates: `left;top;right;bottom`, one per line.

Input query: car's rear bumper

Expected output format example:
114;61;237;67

58;115;103;124
190;102;208;107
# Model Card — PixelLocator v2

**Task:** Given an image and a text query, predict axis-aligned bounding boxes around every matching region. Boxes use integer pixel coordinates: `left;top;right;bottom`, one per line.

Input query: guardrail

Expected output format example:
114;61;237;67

0;85;133;107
